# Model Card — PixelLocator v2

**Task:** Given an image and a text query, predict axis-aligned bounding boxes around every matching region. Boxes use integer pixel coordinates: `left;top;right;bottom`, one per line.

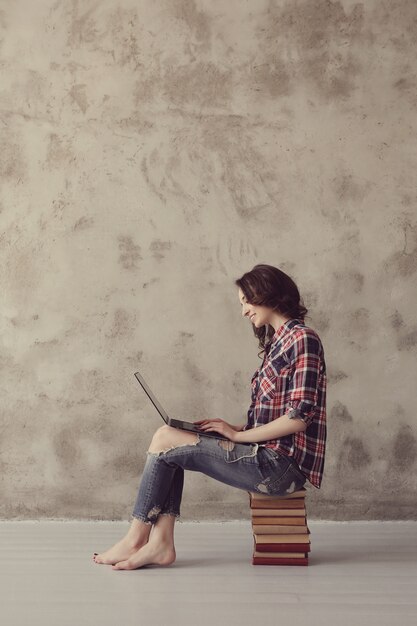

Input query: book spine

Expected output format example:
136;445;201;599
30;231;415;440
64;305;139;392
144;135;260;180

251;517;306;525
252;525;308;535
254;527;310;539
254;550;309;558
251;509;306;517
252;557;309;566
254;543;311;553
250;499;305;509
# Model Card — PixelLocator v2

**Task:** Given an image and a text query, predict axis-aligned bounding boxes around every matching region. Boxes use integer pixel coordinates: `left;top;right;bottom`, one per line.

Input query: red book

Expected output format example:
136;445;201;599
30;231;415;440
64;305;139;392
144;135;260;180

252;556;309;566
251;516;307;525
254;543;311;553
254;532;310;544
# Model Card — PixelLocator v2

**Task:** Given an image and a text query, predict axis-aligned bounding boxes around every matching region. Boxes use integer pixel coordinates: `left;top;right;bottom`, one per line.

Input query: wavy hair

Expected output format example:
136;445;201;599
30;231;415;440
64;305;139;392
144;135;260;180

235;264;308;356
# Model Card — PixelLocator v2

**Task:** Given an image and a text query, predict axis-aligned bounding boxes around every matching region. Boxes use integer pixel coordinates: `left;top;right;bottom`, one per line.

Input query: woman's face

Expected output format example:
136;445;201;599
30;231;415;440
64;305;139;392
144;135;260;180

238;288;274;328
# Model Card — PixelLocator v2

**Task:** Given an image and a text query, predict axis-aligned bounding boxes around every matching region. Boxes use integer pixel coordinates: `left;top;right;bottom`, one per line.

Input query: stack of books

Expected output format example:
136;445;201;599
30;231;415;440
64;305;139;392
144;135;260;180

249;488;310;565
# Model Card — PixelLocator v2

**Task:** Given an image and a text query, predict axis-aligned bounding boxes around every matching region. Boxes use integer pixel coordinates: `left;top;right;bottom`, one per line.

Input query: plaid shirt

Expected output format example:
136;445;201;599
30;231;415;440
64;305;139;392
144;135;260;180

245;319;327;489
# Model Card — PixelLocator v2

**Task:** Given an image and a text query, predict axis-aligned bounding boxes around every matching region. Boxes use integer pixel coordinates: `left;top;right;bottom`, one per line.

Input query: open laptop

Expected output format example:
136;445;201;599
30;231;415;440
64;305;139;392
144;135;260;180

134;371;228;440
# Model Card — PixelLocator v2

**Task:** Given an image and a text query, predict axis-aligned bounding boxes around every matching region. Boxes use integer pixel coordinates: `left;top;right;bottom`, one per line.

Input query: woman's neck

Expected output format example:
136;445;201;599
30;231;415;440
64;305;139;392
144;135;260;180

269;312;292;332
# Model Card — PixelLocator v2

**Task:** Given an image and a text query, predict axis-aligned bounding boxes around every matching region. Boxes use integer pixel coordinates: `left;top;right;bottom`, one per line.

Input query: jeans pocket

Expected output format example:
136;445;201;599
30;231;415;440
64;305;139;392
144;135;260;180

256;449;306;495
223;442;259;464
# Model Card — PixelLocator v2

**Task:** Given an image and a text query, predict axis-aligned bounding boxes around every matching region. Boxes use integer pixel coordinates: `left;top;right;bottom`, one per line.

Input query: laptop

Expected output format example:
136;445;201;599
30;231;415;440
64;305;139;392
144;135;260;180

134;371;228;440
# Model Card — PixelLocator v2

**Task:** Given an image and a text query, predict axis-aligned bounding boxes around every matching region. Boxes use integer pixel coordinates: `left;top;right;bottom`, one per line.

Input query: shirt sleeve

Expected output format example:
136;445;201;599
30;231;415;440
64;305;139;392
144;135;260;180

285;330;323;428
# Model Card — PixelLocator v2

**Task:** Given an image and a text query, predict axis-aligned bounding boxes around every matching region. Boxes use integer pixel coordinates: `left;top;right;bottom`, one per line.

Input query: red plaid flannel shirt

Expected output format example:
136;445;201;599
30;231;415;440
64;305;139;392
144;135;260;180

245;319;327;489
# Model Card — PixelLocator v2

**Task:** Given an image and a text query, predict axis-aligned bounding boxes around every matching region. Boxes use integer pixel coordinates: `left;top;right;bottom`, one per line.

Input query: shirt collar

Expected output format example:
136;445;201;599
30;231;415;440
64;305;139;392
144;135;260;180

270;318;303;345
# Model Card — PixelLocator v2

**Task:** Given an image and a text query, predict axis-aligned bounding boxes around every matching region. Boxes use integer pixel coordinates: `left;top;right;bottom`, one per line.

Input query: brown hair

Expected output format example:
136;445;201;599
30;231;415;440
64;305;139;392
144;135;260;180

235;264;307;356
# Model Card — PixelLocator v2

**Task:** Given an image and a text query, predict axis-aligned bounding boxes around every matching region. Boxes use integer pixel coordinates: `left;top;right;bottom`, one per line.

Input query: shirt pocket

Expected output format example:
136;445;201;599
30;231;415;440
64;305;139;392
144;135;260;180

258;364;277;401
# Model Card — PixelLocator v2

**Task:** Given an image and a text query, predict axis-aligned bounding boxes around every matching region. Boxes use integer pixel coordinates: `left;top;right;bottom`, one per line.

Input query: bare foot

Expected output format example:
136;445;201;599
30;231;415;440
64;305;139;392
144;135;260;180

112;541;176;570
94;536;148;565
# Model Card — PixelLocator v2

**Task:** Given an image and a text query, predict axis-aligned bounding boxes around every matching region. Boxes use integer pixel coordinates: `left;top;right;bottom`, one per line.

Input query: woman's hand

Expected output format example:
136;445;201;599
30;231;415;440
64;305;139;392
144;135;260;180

194;419;239;441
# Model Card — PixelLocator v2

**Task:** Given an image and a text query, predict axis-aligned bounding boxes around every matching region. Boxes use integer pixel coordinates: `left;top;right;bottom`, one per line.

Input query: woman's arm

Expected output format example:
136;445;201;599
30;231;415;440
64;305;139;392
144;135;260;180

197;413;306;442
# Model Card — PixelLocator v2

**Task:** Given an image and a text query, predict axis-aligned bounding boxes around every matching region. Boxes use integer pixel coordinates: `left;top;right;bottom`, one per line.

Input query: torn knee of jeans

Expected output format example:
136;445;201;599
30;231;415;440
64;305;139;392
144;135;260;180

147;506;162;520
218;440;235;452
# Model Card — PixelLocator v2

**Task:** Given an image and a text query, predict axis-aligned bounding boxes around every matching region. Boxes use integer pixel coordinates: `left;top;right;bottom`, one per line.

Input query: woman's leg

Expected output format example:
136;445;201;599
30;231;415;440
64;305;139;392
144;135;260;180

95;425;305;569
94;426;196;566
93;517;152;565
112;513;176;570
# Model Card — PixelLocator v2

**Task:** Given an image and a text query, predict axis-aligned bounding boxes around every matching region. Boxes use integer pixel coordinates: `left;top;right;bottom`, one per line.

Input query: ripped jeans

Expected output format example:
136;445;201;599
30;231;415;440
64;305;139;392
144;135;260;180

132;435;307;524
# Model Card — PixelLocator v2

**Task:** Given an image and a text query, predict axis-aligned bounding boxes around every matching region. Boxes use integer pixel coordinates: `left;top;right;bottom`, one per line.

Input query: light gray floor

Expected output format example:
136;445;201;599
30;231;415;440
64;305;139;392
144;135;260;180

1;520;417;626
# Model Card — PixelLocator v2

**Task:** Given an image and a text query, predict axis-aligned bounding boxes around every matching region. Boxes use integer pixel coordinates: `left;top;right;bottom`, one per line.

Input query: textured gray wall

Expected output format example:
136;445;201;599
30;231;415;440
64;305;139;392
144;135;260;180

1;0;416;521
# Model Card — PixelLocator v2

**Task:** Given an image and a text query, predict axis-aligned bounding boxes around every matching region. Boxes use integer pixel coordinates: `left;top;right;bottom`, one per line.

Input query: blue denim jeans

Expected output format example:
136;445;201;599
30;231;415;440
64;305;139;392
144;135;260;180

132;434;307;524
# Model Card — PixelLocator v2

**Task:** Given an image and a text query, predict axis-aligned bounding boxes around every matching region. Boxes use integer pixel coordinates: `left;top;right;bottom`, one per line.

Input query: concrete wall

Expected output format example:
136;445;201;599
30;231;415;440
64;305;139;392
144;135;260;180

1;0;416;521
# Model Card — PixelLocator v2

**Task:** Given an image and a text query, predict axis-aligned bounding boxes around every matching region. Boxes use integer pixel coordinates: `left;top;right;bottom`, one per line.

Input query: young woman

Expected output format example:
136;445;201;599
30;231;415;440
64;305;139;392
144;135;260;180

93;264;327;570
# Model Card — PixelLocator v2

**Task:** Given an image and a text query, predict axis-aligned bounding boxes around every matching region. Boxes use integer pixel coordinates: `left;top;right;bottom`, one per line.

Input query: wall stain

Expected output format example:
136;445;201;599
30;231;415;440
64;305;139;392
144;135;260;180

178;331;194;345
394;73;417;108
351;271;365;293
46;133;75;169
53;426;82;470
171;0;212;53
134;76;157;105
106;7;142;68
372;1;417;52
397;329;417;351
118;235;142;270
111;453;141;477
259;0;366;101
150;239;172;261
327;370;348;384
142;278;160;289
163;61;232;107
69;83;88;114
126;350;143;367
173;331;195;351
0;129;26;181
392;424;417;470
311;312;330;333
232;370;246;394
250;59;291;98
332;173;371;203
331;401;353;422
200;116;282;221
59;1;142;68
342;436;372;468
106;309;132;339
332;270;364;295
73;216;94;231
389;310;403;330
349;307;369;332
184;358;210;385
321;204;359;231
67;0;101;48
386;219;417;277
141;155;166;204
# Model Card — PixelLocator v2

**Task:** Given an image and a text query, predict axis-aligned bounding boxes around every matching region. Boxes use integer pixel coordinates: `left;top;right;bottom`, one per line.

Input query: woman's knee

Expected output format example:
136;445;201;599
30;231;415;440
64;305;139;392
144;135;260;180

149;425;171;447
148;425;199;453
